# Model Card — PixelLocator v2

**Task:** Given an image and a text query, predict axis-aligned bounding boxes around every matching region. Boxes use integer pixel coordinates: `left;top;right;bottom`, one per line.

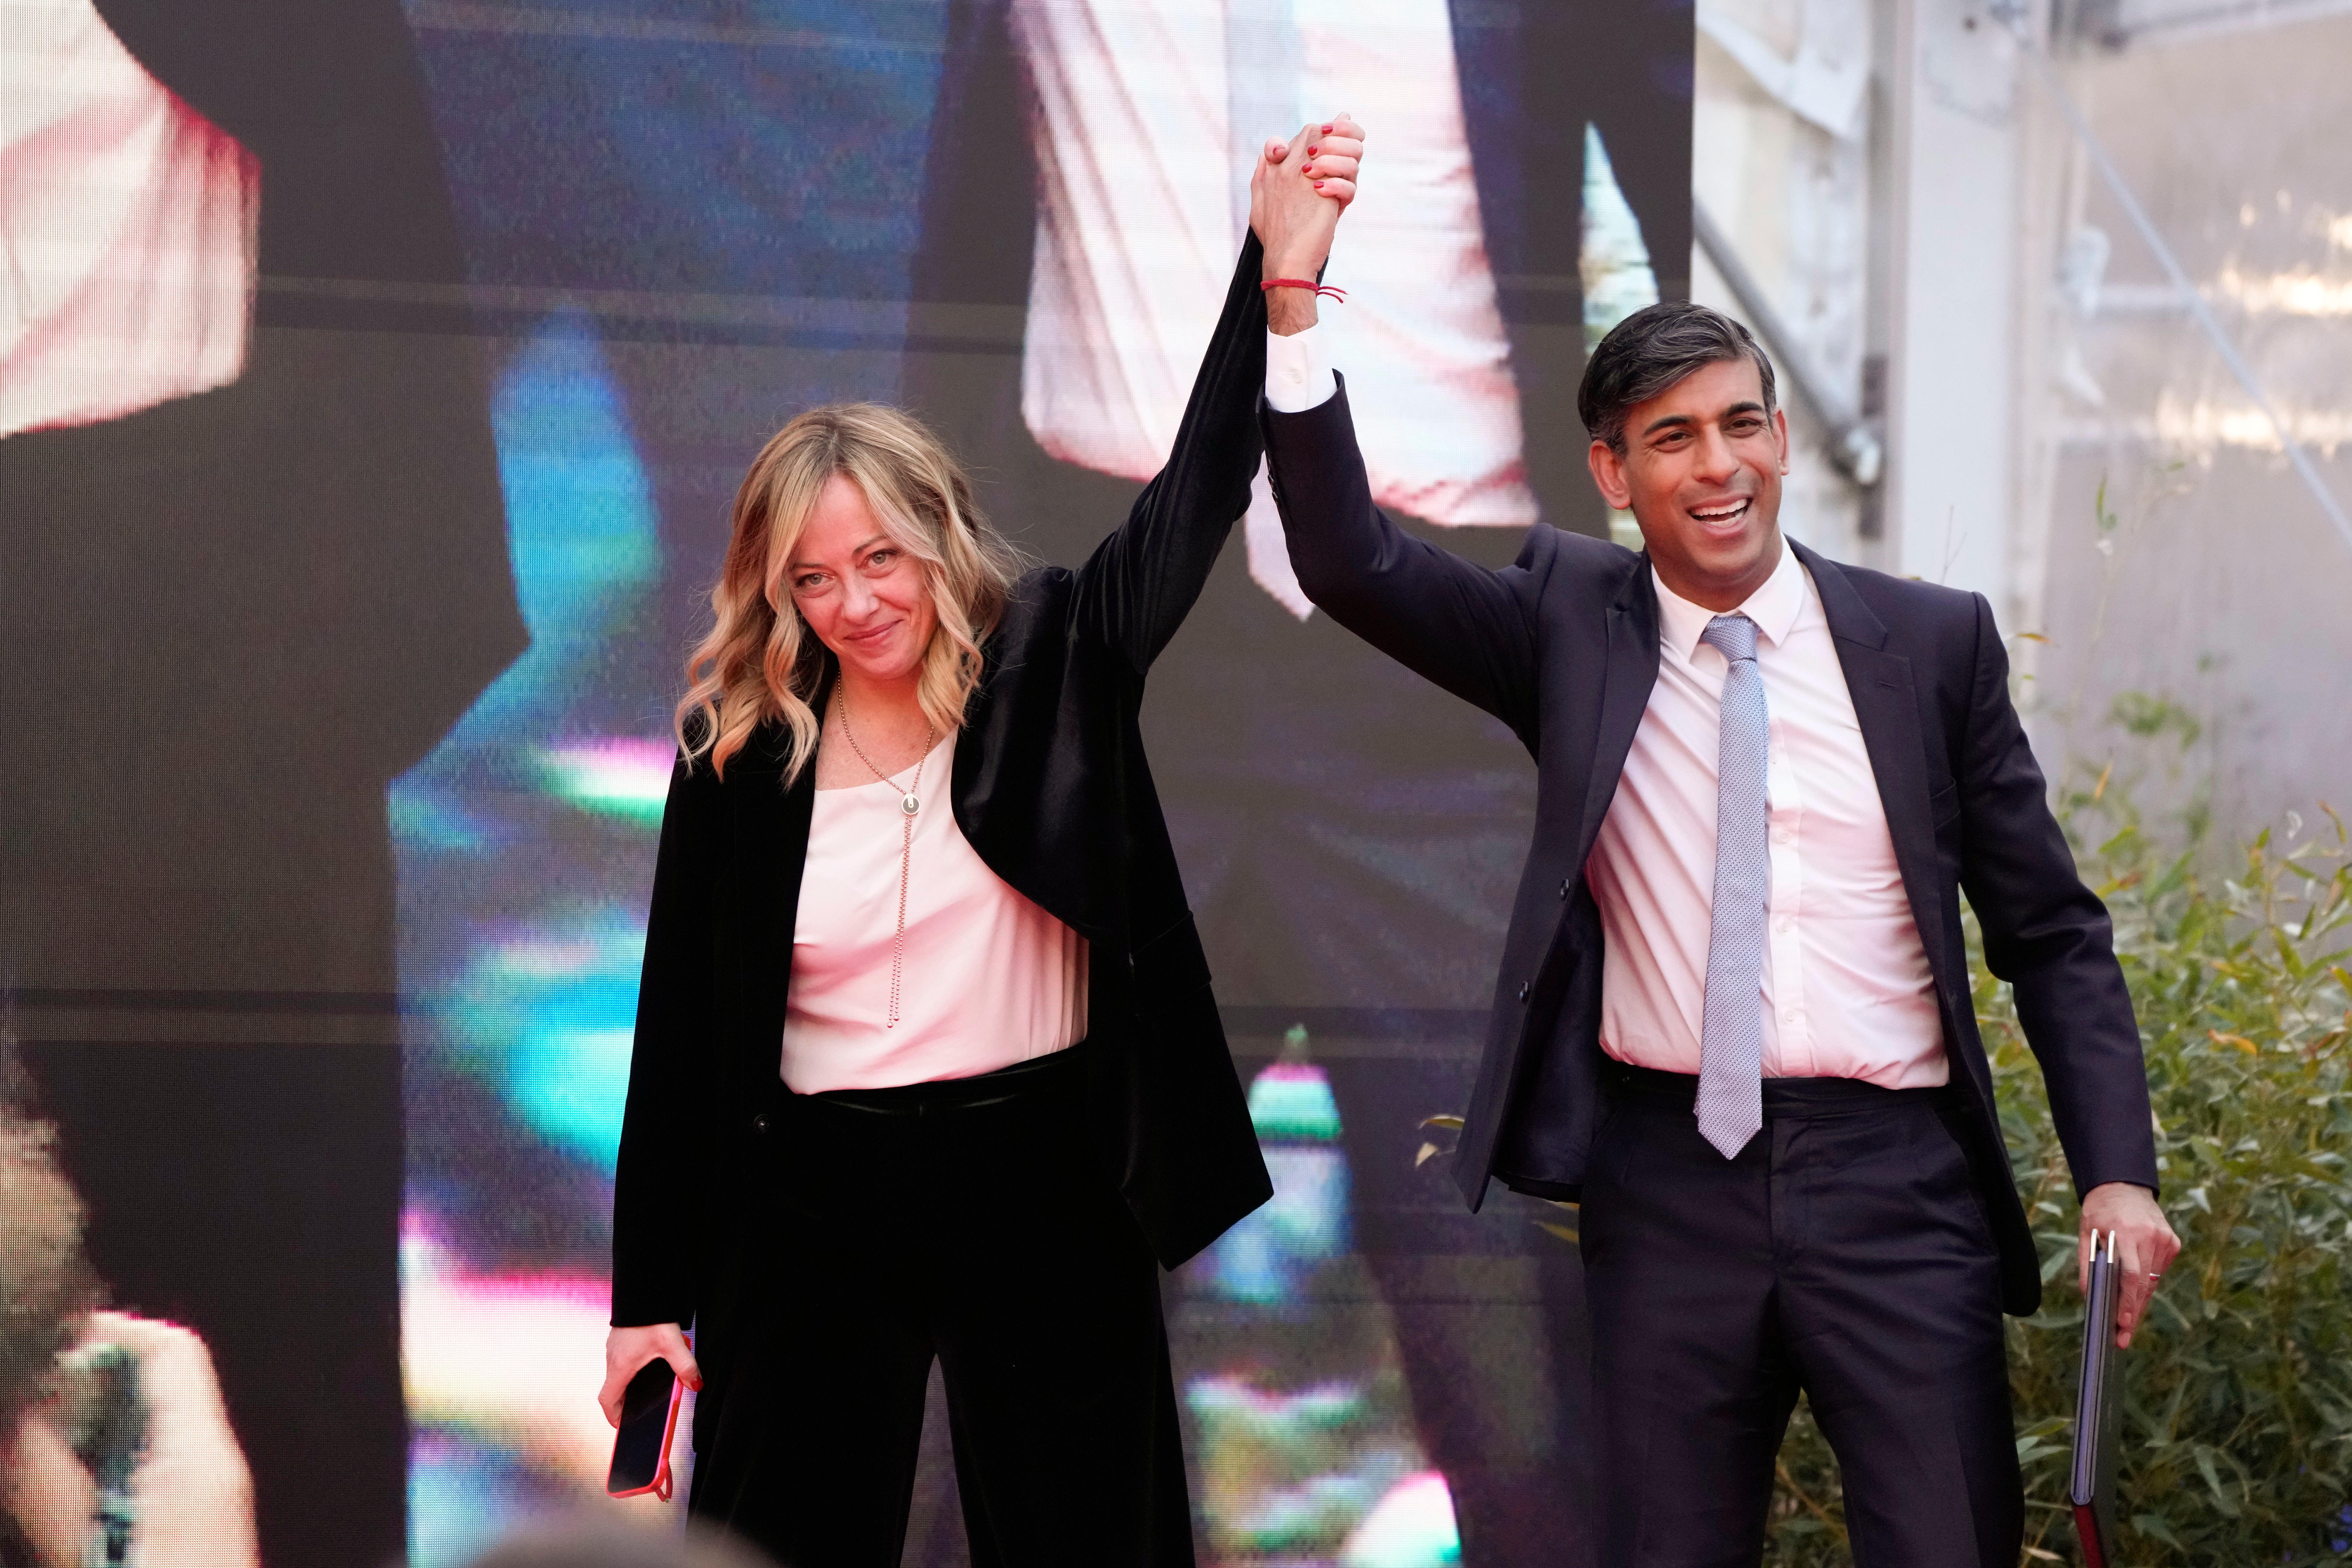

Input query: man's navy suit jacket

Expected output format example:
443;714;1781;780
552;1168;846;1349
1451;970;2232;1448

1263;380;2160;1316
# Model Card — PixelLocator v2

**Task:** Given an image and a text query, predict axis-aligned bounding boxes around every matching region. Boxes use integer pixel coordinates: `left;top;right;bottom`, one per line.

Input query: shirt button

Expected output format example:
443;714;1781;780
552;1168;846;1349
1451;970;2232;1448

751;1113;770;1135
1776;918;1793;934
1774;827;1794;844
1783;1008;1800;1023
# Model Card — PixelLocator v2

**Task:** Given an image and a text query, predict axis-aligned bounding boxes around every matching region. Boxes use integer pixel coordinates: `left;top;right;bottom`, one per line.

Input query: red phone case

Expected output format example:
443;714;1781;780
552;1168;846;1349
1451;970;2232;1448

608;1370;687;1500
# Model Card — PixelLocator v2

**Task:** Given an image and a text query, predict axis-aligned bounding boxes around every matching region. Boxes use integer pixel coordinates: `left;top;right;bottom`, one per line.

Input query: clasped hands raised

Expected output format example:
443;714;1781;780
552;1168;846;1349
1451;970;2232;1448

1251;113;1365;333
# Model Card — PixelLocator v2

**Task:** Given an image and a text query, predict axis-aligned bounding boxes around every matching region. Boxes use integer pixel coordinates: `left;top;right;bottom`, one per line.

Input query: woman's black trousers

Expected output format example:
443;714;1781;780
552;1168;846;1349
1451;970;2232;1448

687;1047;1196;1566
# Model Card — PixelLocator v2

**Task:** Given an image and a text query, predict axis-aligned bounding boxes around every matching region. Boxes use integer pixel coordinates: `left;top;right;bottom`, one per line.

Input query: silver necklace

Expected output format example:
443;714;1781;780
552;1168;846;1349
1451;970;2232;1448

833;678;935;1029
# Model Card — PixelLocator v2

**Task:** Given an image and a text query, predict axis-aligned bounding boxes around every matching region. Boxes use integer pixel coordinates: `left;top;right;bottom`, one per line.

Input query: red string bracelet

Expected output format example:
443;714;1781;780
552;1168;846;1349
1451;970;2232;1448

1261;278;1347;301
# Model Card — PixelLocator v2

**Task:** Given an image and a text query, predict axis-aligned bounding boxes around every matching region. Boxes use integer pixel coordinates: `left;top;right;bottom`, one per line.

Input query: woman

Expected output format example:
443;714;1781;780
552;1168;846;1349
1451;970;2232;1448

598;122;1365;1563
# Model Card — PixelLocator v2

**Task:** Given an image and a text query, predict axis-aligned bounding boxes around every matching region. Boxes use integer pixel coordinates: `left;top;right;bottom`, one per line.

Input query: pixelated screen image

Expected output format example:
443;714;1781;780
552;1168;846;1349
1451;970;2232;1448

1;2;1691;1564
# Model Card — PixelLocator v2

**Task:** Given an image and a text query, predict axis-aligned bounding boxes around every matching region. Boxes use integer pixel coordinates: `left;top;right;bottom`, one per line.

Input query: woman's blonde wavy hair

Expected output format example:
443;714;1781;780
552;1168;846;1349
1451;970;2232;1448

676;402;1024;782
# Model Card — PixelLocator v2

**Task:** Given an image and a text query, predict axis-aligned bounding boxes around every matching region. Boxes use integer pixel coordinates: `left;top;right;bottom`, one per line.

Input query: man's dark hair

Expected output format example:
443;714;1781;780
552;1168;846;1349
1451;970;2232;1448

1577;301;1778;455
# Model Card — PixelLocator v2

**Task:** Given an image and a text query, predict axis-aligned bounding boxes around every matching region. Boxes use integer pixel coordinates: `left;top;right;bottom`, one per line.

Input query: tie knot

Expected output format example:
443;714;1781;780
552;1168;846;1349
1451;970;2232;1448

1701;613;1758;663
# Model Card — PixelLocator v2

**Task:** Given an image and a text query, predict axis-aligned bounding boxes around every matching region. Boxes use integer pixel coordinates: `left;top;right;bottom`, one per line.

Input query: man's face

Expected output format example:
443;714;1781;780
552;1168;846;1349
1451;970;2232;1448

1587;356;1790;610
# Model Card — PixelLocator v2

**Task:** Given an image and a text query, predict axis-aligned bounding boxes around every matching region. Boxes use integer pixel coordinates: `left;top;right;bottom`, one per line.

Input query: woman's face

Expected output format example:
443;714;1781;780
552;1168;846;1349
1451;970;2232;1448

784;474;938;688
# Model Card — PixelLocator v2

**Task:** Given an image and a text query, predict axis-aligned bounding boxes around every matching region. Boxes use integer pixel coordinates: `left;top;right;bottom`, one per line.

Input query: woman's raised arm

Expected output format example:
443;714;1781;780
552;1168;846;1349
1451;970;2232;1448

1071;117;1363;672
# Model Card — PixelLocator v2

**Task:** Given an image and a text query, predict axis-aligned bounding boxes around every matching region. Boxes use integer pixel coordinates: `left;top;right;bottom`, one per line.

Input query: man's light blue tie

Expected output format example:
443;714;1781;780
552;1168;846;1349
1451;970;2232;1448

1696;613;1770;1159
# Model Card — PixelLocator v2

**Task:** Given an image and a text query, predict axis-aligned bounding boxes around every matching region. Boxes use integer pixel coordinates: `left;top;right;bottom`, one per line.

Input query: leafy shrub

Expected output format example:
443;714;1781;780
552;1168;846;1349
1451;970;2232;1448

1768;781;2352;1565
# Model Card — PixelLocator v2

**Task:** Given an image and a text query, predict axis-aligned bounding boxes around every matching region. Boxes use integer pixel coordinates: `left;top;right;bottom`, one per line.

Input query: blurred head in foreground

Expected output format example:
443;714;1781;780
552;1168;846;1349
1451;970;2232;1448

0;1062;103;1568
0;1091;98;1424
0;1048;259;1568
463;1518;776;1568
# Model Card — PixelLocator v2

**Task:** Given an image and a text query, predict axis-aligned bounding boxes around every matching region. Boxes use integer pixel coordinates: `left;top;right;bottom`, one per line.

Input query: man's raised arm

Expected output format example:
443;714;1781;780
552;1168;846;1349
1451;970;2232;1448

1252;119;1543;737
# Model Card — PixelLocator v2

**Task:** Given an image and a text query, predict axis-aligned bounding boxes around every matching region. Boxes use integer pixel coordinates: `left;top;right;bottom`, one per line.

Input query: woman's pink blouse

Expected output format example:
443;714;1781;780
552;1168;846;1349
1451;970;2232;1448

780;732;1088;1093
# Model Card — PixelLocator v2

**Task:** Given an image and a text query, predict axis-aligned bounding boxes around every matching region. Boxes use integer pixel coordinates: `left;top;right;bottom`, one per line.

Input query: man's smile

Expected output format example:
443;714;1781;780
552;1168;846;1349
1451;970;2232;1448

1688;495;1754;527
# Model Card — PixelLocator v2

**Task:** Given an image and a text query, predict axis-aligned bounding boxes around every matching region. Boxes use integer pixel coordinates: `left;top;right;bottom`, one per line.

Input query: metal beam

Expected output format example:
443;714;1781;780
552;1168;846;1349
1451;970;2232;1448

1996;2;2352;559
1692;198;1884;487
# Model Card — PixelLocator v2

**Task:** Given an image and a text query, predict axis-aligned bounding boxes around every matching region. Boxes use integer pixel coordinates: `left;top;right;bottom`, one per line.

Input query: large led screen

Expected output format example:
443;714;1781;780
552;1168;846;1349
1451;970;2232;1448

0;2;1693;1564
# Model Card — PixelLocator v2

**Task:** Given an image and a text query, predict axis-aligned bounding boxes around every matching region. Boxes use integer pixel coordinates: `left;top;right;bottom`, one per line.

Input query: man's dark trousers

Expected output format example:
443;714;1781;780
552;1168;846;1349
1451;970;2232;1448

1583;1064;2022;1567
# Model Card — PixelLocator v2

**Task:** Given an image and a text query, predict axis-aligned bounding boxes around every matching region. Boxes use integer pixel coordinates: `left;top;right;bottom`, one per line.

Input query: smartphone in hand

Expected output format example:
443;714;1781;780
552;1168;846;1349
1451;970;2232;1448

607;1358;684;1500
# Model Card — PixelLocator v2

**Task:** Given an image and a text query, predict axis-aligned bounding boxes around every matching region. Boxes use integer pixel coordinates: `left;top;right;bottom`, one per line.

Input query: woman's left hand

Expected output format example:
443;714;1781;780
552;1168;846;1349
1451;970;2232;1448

600;1322;702;1428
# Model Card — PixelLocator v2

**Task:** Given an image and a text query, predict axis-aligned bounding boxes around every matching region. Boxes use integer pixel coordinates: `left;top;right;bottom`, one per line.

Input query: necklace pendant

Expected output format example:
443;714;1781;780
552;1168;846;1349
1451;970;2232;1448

901;792;921;817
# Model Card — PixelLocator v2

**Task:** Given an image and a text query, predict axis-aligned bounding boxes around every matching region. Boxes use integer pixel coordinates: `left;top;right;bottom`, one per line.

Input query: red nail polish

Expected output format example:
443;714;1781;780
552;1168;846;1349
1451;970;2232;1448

1308;145;1320;156
1321;123;1333;133
1313;181;1326;190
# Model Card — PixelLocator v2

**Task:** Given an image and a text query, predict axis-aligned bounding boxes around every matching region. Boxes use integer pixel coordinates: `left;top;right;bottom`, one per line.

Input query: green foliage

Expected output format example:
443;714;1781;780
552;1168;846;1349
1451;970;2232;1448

2107;691;2204;750
1767;784;2352;1565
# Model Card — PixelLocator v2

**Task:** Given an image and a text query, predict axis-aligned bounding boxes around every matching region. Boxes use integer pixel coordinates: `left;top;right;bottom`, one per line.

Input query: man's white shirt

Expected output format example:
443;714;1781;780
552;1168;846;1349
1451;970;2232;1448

1;0;258;437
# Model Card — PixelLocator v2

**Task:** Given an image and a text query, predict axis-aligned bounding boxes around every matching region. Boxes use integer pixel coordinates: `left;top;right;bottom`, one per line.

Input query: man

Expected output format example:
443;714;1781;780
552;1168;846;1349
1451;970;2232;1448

1255;242;2183;1557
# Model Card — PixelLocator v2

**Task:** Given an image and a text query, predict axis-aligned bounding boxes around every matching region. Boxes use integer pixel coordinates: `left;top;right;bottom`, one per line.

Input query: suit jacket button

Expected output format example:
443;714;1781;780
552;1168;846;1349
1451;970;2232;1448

751;1113;769;1135
1517;981;1530;1002
1559;879;1569;900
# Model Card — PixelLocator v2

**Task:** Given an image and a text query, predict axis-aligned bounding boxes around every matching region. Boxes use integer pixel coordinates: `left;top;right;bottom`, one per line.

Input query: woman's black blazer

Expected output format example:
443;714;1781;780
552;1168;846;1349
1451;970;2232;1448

610;240;1278;1342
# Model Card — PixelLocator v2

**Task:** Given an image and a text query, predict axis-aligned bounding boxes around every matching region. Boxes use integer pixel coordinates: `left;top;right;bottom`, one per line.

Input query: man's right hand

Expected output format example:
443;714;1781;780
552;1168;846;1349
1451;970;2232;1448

1251;114;1365;335
600;1322;702;1428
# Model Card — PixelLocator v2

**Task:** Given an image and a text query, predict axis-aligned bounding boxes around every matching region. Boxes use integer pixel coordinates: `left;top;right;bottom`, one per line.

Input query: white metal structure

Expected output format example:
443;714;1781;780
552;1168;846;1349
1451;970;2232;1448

1691;0;2351;833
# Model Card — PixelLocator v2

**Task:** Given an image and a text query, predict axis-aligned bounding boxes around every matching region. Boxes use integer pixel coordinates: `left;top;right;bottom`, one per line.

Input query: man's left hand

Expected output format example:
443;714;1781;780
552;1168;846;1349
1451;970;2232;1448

2080;1182;2181;1349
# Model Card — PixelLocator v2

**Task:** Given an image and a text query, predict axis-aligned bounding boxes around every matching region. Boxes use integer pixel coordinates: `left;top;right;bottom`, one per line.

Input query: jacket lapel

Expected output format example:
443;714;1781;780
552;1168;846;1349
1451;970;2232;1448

1575;555;1662;861
729;691;824;1094
1795;543;1953;990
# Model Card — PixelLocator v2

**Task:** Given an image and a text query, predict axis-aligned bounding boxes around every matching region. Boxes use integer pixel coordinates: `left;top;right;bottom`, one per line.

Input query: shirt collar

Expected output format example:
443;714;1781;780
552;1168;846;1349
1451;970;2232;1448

1651;537;1807;661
